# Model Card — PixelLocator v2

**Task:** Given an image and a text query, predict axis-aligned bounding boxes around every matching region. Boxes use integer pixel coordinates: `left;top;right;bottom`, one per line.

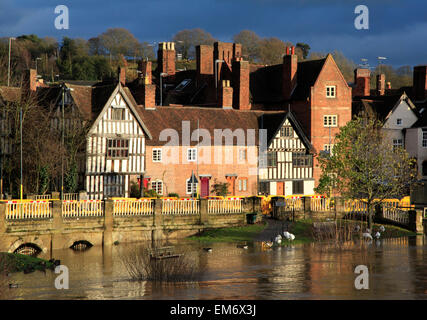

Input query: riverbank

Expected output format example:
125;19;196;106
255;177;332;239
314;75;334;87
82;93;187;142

0;252;54;273
187;217;416;244
187;222;267;242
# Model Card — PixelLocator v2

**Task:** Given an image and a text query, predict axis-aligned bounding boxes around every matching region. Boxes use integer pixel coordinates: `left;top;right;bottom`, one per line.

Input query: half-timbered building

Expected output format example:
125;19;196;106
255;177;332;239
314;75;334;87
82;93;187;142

258;111;314;196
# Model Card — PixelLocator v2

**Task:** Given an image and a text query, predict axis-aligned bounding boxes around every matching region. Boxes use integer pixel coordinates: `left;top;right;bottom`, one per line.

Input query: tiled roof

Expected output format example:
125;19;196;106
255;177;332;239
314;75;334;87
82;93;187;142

249;58;327;104
137;106;269;146
352;94;417;122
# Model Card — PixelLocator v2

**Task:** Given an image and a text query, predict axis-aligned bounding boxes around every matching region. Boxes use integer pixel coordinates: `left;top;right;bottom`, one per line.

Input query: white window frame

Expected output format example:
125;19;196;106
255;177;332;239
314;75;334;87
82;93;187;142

151;180;163;195
152;148;162;162
393;139;403;150
238;179;247;192
186;179;198;195
326;86;336;98
323;115;338;127
324;144;335;155
187;148;197;162
239;149;247;161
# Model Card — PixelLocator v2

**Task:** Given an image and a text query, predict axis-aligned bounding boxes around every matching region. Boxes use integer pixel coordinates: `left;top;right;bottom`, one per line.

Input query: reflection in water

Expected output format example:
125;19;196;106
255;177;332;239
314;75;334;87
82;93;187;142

6;236;427;300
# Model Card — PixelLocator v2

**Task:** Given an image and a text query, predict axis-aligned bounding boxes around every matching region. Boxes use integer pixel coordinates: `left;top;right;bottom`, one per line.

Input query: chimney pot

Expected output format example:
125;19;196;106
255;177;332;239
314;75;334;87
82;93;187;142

291;46;295;55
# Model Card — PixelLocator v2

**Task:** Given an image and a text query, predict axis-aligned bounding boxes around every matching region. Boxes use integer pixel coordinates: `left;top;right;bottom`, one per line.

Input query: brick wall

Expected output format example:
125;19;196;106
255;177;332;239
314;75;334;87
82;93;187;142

353;68;370;97
157;42;176;77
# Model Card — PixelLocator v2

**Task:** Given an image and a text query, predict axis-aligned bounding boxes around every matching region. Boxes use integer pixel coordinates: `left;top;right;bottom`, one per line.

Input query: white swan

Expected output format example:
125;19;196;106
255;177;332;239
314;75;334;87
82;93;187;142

374;232;381;239
363;232;373;240
379;225;385;233
274;235;282;244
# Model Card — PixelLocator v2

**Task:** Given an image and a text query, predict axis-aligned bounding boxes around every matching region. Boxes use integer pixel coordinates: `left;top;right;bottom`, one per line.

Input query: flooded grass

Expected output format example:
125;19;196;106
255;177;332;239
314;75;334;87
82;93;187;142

0;252;54;273
187;222;267;242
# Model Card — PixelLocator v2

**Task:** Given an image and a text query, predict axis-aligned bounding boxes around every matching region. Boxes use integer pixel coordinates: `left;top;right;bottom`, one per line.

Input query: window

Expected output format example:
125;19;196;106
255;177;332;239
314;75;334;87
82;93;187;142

151;180;163;195
186;179;198;195
111;108;125;120
187;148;197;162
238;178;248;192
152;148;162;162
107;139;129;158
423;161;427;176
267;152;277;167
239;149;247;161
324;144;334;155
280;126;293;137
393;139;403;150
326;86;336;98
292;152;313;167
323;115;338;127
292;180;304;194
259;182;270;195
396;118;402;126
423;130;427;148
104;174;125;198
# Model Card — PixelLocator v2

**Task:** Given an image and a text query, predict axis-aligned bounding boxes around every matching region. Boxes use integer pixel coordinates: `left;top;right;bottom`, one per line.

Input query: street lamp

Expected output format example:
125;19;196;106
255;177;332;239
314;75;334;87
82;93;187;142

215;59;224;88
377;56;387;74
35;57;42;75
61;83;74;200
7;37;16;87
160;72;168;106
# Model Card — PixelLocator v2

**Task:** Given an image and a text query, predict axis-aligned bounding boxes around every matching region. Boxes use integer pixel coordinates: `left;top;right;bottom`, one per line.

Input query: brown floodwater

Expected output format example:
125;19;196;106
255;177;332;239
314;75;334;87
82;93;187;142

5;236;427;300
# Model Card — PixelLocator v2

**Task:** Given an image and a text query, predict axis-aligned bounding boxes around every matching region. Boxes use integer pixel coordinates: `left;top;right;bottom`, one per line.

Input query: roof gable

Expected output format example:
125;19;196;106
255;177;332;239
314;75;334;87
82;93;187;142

88;84;152;139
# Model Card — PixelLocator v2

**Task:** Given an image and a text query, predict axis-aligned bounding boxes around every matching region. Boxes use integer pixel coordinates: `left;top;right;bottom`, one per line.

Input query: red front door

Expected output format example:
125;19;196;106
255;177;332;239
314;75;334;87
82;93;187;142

201;178;210;197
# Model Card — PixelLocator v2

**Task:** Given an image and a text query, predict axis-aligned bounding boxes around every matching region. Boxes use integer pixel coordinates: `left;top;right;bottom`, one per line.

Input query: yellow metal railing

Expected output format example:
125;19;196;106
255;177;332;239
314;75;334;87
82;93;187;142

208;198;243;214
62;200;104;218
113;199;154;216
6;200;52;220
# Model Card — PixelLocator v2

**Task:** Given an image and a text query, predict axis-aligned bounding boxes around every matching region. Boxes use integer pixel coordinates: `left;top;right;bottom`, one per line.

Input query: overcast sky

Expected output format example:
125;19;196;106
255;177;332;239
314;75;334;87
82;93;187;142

0;0;426;67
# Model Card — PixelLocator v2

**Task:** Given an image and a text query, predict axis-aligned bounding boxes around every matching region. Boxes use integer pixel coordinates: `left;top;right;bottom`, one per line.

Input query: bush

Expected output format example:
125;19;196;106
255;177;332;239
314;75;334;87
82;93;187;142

121;246;203;282
143;188;158;198
168;193;179;198
129;181;140;198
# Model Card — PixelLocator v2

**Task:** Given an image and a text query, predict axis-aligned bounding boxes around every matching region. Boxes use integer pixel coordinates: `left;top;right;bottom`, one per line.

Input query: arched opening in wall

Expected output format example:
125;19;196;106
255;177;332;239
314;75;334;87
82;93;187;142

14;243;42;256
70;240;93;251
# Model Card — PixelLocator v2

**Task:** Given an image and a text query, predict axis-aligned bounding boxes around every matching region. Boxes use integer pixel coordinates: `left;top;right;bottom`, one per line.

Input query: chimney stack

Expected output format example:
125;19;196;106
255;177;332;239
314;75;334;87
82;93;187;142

219;80;233;109
138;60;152;85
118;66;126;86
386;82;391;90
232;59;250;110
353;68;371;97
413;65;427;101
22;69;37;93
283;46;298;100
157;42;176;77
376;74;385;96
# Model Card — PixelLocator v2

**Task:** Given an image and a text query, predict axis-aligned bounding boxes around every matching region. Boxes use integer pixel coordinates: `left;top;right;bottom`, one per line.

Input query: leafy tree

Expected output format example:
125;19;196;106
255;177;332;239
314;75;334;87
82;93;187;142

296;42;311;59
233;30;261;62
211;180;230;197
315;116;417;228
172;28;216;60
258;37;292;65
64;162;78;193
99;28;140;58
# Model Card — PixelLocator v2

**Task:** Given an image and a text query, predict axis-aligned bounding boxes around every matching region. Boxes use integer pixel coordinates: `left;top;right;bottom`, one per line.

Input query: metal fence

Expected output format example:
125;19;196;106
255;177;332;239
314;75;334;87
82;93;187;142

113;199;154;216
62;200;104;218
208;198;243;214
161;199;199;215
6;200;52;220
382;203;410;225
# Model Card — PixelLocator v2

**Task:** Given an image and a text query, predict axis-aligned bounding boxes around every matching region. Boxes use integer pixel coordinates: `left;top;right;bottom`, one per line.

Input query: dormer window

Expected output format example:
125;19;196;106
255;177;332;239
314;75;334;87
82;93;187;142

326;86;336;98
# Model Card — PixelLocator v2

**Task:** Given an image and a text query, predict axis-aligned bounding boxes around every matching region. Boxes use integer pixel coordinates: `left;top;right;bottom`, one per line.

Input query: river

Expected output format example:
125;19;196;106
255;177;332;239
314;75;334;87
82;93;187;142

5;236;427;300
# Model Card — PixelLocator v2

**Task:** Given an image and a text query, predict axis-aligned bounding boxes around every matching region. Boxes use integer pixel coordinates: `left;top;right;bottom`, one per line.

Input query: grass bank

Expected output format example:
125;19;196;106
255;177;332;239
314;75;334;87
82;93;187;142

0;252;54;273
281;219;416;245
188;222;267;242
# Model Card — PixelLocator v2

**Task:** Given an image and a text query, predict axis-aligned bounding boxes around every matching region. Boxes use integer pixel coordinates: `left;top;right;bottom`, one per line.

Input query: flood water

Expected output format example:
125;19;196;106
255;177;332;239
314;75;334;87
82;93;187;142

6;236;427;300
